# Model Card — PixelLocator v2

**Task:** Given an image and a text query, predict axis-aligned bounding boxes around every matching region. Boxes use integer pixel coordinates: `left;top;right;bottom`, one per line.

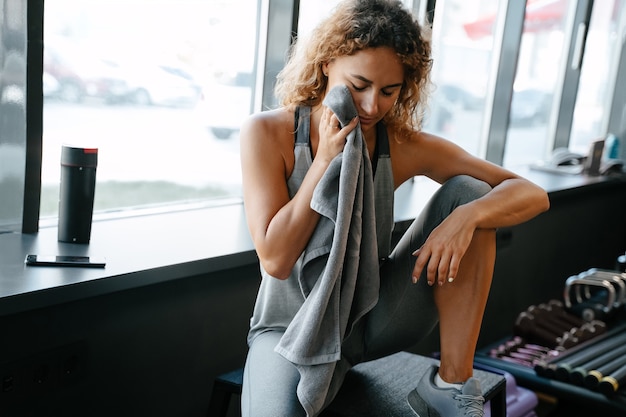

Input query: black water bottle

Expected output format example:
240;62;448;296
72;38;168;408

58;146;98;243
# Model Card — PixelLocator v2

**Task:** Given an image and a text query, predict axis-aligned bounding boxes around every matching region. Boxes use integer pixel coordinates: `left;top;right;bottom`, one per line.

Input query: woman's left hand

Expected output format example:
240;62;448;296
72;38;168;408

411;205;476;286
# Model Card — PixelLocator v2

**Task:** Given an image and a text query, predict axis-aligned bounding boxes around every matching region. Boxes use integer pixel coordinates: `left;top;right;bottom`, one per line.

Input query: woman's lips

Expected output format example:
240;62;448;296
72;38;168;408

359;116;375;126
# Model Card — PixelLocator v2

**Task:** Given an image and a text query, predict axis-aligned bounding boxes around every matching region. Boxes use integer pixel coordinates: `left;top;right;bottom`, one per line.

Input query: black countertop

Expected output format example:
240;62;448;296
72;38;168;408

1;168;623;317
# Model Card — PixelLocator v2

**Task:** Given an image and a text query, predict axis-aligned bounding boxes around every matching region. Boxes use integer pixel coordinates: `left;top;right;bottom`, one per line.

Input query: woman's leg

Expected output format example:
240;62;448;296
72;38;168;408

241;331;306;417
435;225;495;383
362;176;495;384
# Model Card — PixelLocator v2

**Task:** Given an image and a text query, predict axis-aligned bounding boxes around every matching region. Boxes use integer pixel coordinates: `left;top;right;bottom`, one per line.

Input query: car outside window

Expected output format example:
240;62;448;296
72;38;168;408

41;0;258;220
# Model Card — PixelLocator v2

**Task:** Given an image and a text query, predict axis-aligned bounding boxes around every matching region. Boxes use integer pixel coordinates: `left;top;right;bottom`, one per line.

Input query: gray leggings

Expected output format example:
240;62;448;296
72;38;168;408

241;175;492;417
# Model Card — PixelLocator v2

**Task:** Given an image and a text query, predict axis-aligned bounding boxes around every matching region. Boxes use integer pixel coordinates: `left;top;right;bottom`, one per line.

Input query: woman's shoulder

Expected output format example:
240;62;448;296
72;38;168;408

387;126;428;150
241;107;296;146
387;127;469;182
243;107;293;131
389;127;453;151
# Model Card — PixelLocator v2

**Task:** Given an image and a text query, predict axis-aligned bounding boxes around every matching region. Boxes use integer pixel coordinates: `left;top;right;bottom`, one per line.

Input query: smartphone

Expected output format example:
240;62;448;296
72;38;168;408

25;254;106;268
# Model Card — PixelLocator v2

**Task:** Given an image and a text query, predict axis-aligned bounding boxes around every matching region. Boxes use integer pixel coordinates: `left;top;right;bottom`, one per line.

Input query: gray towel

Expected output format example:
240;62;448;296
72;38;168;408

275;85;381;416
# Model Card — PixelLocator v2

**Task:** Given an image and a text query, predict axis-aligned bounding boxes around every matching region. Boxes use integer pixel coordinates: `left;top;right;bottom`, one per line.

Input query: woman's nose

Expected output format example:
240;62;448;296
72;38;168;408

361;92;378;115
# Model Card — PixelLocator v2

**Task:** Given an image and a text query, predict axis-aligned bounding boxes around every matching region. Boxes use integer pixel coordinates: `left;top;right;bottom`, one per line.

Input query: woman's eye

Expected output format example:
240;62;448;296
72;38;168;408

352;85;367;91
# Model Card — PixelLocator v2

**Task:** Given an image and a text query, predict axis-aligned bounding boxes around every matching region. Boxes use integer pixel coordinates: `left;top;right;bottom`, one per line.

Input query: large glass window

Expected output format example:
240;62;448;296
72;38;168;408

503;0;573;168
424;0;500;157
41;0;258;220
1;0;623;231
569;0;625;155
298;0;342;34
0;0;27;231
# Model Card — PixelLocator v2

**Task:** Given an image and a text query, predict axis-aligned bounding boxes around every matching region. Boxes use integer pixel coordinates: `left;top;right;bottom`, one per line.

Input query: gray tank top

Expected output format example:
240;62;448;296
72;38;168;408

248;106;395;344
288;106;394;258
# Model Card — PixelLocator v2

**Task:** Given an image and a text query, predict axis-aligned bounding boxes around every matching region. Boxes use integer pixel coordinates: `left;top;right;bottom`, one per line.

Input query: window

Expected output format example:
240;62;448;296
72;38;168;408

0;0;27;231
40;0;259;220
425;0;500;157
298;0;342;34
502;0;573;168
570;0;625;155
298;0;416;35
1;0;625;232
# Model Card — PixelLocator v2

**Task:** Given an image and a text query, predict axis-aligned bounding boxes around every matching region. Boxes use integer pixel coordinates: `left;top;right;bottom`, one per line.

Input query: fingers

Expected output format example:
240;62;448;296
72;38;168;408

319;109;343;142
321;106;358;132
345;114;360;130
412;247;461;286
317;107;359;161
447;253;460;283
321;107;339;129
321;107;341;131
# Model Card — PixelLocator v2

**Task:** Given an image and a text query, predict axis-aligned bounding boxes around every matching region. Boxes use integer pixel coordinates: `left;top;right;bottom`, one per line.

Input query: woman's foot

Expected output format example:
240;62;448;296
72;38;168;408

407;366;484;417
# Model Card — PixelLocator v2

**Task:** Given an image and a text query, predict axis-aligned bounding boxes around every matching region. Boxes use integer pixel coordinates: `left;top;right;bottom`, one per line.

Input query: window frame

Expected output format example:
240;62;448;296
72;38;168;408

606;2;626;153
23;0;44;233
550;0;594;150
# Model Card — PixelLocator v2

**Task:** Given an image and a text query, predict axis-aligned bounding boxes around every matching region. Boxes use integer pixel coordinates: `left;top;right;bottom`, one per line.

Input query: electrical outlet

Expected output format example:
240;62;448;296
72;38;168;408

0;340;88;403
1;361;28;402
2;374;15;393
59;347;85;386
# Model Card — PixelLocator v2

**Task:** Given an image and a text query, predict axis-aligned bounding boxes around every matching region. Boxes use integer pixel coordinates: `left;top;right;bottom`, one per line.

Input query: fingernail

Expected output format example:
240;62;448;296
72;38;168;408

412;276;418;284
448;277;454;283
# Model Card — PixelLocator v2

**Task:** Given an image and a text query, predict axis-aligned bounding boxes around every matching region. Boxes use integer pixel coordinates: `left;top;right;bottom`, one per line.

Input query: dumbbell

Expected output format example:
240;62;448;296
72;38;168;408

514;312;578;349
533;302;606;341
538;301;587;328
489;337;561;370
526;306;574;336
525;304;606;345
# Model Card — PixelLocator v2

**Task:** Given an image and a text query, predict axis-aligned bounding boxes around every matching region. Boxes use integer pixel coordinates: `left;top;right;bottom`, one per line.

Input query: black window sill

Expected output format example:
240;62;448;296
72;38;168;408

0;168;622;317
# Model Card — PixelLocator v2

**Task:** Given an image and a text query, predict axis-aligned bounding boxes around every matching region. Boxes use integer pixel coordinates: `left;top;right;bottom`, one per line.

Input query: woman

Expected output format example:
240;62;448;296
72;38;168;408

239;1;550;416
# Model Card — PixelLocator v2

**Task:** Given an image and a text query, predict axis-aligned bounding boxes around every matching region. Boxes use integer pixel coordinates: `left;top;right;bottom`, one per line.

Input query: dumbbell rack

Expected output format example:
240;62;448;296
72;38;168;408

476;326;626;416
475;276;626;417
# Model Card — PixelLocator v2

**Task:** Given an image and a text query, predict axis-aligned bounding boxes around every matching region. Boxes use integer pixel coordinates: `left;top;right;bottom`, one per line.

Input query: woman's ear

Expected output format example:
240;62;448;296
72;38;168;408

322;62;329;77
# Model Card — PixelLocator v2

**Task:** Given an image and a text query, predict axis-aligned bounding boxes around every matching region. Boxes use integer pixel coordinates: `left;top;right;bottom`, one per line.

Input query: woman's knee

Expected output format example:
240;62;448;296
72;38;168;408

443;175;492;205
415;175;491;234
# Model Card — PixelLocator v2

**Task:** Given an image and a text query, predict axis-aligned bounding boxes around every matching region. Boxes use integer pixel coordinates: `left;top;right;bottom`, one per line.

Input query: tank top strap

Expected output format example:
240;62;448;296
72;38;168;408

295;106;311;144
373;121;394;258
287;107;313;198
375;122;390;157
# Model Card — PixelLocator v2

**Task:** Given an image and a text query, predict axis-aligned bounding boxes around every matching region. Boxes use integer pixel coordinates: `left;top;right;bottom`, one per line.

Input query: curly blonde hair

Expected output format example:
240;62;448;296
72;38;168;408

275;0;433;134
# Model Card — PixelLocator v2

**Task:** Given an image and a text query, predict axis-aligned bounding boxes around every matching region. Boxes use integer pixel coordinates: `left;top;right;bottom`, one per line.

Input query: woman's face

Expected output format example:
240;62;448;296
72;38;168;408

323;47;404;132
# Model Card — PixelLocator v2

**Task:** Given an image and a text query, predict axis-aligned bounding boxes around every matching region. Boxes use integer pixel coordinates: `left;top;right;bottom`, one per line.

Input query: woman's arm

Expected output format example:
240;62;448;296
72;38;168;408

393;132;550;285
240;108;358;279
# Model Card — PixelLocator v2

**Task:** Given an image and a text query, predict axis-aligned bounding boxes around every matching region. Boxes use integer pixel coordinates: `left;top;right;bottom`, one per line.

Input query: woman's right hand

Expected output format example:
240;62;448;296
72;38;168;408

316;106;359;163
